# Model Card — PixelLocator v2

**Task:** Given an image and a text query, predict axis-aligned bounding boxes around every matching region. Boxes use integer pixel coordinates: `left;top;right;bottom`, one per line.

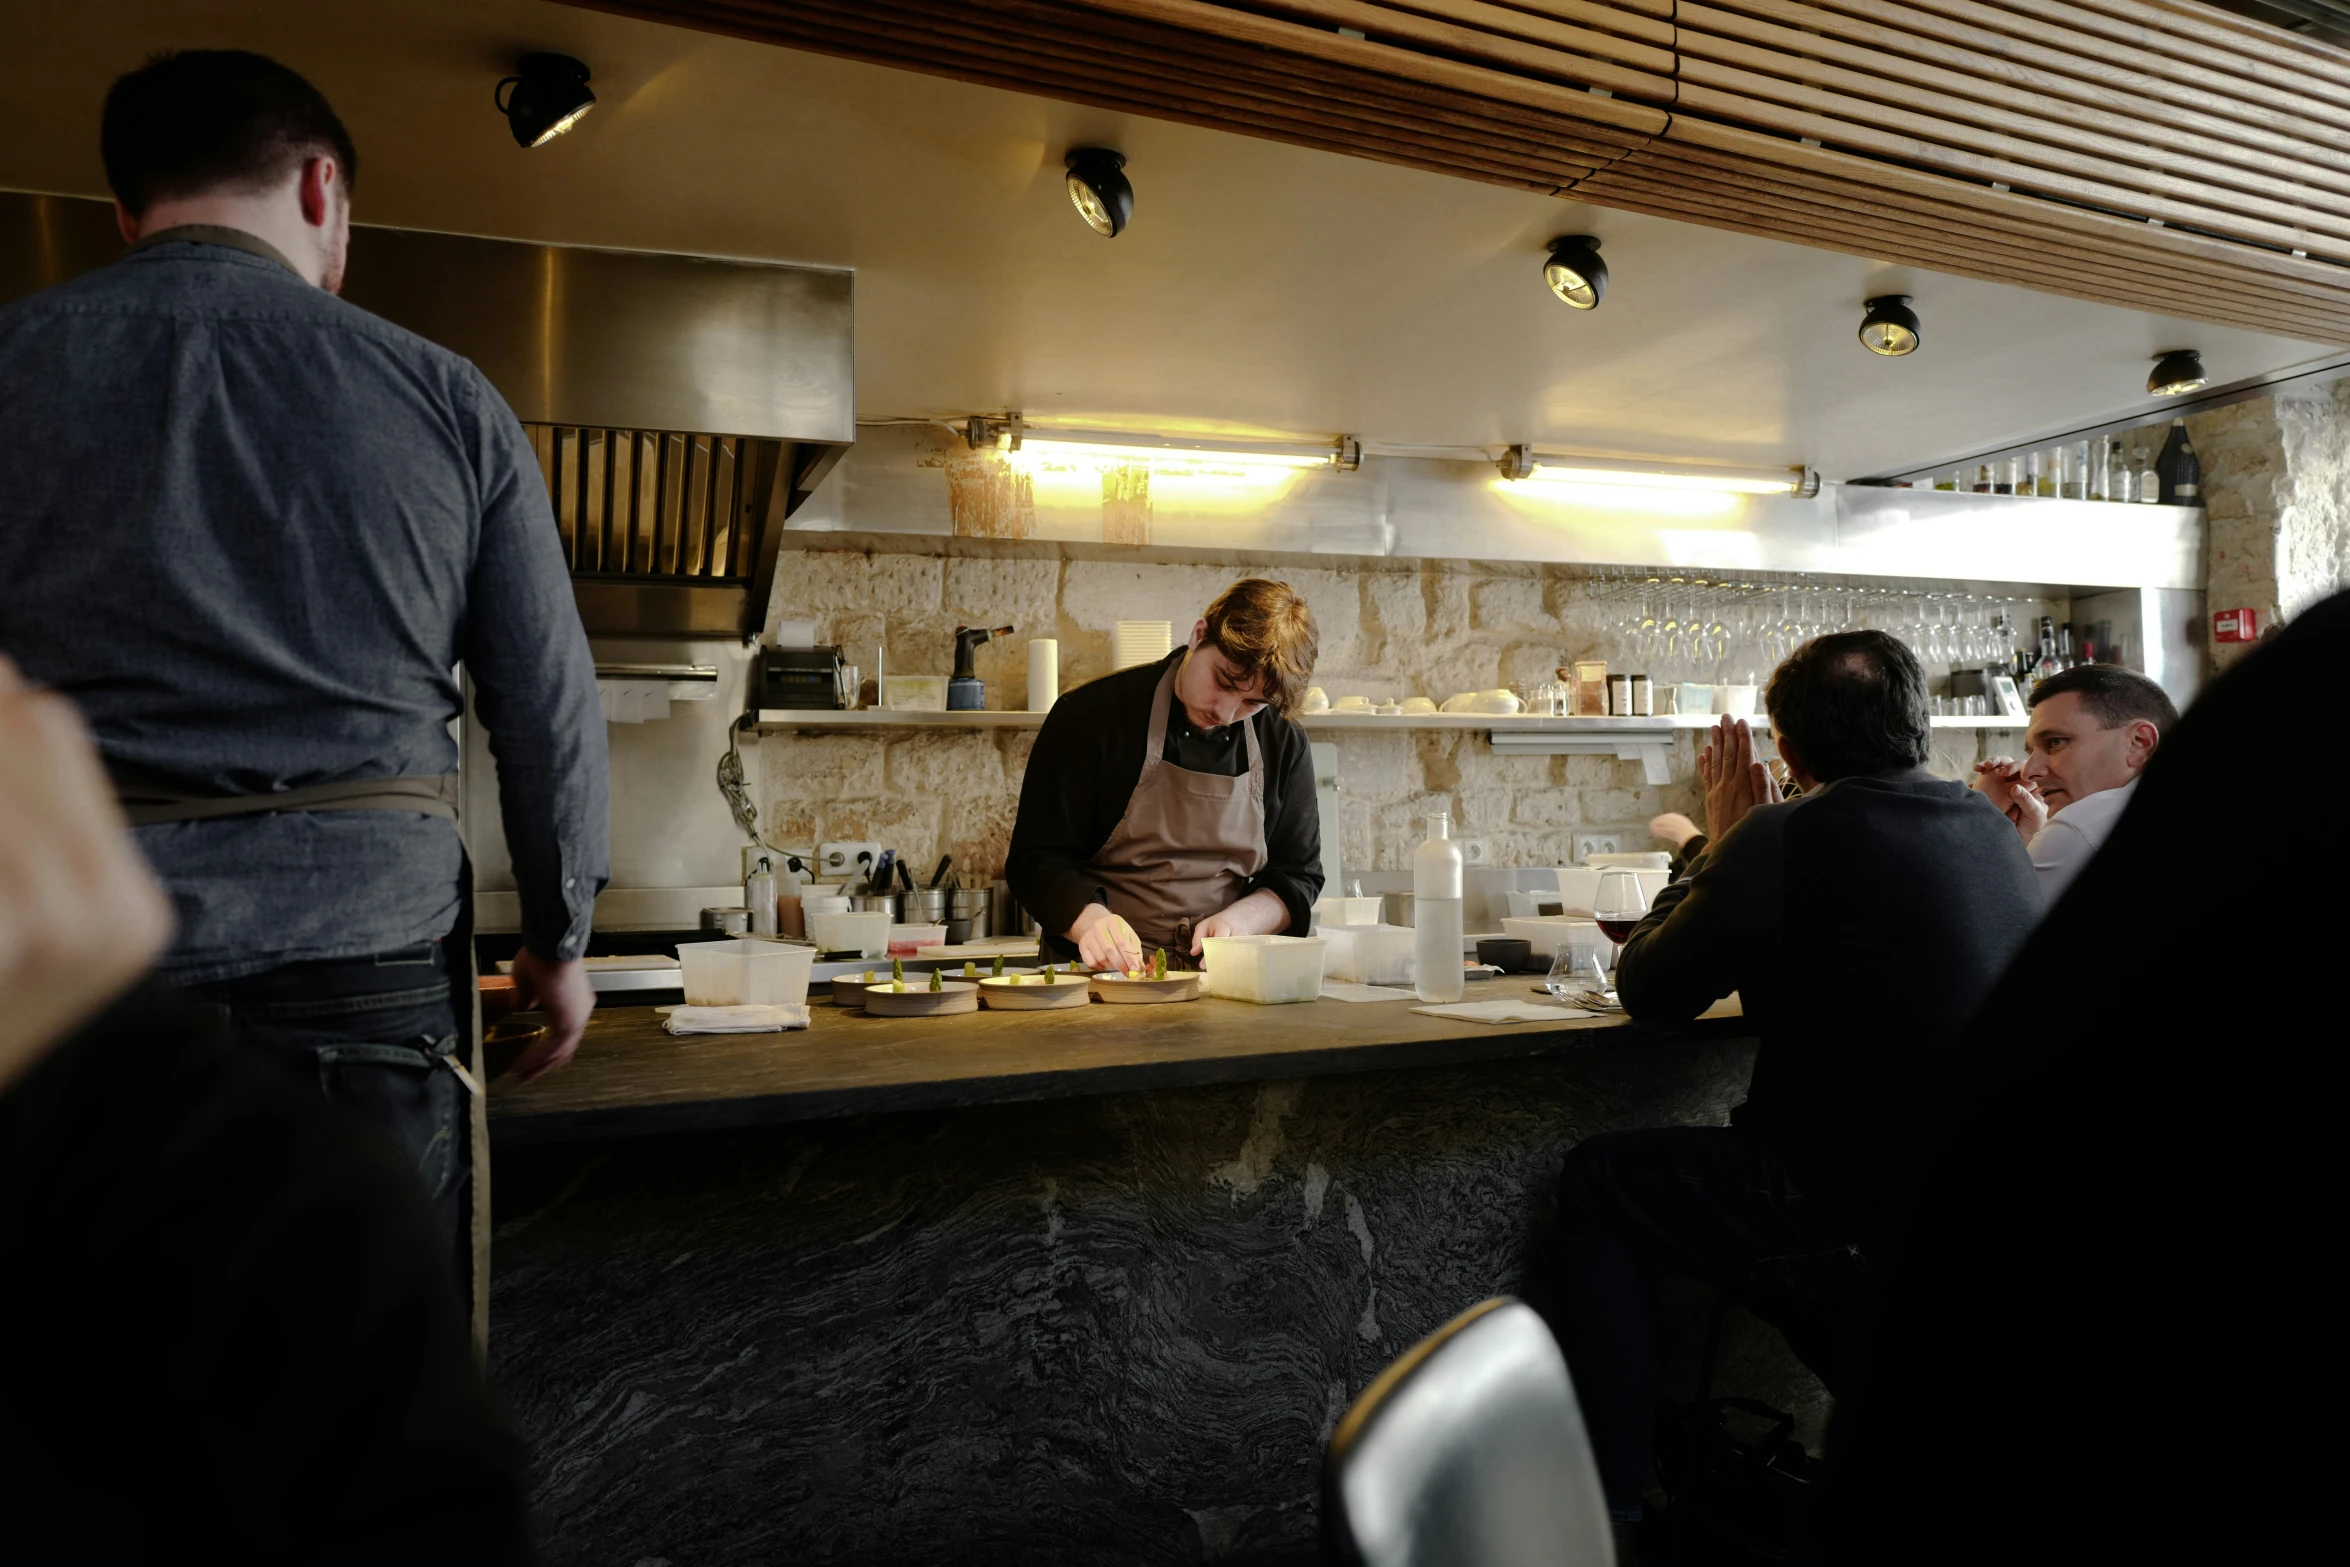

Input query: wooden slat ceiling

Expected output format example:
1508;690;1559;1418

559;0;2350;342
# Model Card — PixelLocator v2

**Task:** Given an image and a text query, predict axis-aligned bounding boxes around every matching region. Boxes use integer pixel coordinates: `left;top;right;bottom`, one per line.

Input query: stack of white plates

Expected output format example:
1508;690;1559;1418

1113;620;1173;670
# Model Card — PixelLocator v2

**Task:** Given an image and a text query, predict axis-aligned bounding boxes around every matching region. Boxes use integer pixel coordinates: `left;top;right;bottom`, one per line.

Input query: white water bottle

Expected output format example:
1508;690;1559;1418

1412;811;1465;1003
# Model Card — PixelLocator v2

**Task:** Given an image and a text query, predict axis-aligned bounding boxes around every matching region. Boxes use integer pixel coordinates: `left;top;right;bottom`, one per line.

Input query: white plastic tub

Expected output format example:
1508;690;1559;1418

1320;924;1416;986
1312;896;1385;929
676;938;814;1008
888;922;948;955
807;909;890;958
1200;934;1327;1004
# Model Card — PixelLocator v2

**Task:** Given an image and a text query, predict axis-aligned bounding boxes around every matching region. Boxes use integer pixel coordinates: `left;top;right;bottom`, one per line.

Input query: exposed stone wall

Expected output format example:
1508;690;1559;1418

2191;383;2350;672
759;552;2040;881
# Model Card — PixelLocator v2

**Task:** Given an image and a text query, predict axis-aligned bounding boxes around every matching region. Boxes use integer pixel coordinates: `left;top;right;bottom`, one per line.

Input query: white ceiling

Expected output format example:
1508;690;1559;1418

2;0;2338;478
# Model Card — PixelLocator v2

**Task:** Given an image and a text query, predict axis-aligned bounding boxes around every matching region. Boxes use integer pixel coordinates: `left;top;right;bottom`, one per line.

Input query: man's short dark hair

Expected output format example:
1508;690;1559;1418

1765;629;1932;782
2027;663;2179;733
102;50;357;218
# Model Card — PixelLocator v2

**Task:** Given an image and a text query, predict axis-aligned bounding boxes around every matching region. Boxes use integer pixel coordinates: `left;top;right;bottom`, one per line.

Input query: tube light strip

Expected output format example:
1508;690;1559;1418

1523;464;1794;495
1014;437;1330;470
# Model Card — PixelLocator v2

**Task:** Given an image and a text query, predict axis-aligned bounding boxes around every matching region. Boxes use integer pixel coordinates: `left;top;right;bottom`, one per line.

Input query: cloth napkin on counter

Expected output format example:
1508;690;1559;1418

661;1004;810;1035
1411;1000;1596;1025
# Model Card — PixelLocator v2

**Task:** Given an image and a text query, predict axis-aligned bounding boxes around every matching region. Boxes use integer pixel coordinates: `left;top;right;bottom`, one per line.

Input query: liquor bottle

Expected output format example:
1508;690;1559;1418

1972;463;1994;494
2154;418;2200;505
2056;625;2076;671
2037;449;2060;497
2061;441;2088;499
2086;438;2109;502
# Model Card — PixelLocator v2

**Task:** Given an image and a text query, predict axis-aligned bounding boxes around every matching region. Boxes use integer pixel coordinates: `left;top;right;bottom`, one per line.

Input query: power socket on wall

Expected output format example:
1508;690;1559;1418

1459;838;1489;867
1572;831;1624;862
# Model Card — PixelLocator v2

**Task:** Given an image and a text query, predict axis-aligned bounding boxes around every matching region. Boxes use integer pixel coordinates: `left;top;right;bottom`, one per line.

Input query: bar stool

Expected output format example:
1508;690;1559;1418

1321;1298;1614;1567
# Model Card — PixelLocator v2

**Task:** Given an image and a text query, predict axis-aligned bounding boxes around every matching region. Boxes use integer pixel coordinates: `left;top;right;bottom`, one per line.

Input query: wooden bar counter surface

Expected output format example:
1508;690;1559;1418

487;990;1738;1141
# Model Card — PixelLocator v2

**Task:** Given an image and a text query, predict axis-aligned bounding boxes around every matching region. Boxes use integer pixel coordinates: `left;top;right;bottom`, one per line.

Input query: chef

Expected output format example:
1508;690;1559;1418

1008;578;1325;972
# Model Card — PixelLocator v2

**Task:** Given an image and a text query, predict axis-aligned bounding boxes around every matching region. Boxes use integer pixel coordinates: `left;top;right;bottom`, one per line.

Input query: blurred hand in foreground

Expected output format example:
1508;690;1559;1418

0;658;173;1092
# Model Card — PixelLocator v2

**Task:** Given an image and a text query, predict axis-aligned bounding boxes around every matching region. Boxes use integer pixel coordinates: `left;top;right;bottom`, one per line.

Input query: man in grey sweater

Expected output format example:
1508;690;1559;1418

0;51;607;1248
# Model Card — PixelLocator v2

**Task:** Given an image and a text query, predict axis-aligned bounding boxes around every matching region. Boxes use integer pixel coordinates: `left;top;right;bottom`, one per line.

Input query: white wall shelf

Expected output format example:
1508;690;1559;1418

754;708;2015;732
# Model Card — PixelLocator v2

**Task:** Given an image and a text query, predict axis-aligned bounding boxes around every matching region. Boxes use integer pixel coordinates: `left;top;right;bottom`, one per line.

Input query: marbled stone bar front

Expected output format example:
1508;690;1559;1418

490;1032;1769;1565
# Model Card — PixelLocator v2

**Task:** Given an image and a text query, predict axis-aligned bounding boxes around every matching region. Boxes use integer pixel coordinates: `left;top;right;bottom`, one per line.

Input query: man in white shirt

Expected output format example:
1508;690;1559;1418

1971;663;2177;904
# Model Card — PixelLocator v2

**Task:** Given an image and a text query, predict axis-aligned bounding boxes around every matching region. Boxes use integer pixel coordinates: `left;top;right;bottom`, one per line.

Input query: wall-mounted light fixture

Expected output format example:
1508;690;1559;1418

1542;236;1608;309
2147;348;2207;396
495;53;596;148
1495;449;1810;496
1064;149;1134;237
1858;295;1921;356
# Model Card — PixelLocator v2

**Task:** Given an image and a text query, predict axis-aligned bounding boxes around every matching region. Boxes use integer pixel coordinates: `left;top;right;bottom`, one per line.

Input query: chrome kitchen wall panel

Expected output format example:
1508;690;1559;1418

0;191;855;447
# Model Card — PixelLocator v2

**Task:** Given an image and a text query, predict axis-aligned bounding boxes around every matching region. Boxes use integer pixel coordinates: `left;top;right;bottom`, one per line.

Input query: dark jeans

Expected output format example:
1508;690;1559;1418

183;941;469;1248
1554;1125;1872;1521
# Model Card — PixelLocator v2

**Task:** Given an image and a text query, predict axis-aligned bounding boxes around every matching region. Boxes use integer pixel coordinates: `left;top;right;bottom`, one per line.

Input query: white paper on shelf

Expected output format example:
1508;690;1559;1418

1320;980;1416;1003
1410;1000;1596;1024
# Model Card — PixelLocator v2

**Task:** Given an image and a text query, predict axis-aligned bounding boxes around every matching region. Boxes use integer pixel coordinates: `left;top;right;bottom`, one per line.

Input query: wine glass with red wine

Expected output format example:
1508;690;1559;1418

1592;870;1650;984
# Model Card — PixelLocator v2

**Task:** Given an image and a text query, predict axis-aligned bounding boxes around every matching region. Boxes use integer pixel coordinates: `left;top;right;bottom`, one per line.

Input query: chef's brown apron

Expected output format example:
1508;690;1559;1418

112;768;491;1351
1087;655;1269;956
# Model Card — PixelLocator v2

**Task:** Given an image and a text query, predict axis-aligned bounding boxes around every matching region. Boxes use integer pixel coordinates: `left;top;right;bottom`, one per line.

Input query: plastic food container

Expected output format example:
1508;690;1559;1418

676;938;814;1008
1320;923;1415;986
1199;934;1327;1004
882;674;949;711
1312;896;1386;929
807;910;890;958
888;922;949;955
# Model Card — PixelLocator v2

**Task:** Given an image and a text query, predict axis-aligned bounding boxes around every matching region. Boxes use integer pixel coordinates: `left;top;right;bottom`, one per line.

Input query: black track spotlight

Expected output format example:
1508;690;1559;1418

1543;235;1607;309
2147;348;2208;397
1064;149;1133;238
496;53;595;149
1858;294;1921;356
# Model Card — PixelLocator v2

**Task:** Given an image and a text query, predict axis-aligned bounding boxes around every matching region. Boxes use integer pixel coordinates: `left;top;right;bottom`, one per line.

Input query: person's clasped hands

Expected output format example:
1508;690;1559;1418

1970;755;2050;839
1696;716;1782;845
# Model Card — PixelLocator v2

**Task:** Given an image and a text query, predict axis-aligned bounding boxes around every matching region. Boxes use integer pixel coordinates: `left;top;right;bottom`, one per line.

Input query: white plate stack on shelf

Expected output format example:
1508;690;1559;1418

1113;620;1173;670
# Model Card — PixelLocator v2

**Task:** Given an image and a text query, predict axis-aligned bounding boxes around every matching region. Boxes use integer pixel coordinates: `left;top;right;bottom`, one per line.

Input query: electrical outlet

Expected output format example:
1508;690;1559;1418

1572;831;1624;863
1459;838;1489;867
818;840;882;883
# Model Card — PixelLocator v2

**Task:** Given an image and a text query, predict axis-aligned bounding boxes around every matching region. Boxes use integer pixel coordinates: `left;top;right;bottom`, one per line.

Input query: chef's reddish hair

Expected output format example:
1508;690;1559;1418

1200;579;1318;718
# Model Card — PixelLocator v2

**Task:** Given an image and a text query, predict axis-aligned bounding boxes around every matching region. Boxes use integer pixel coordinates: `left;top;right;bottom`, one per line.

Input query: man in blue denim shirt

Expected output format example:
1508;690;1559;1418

0;52;608;1247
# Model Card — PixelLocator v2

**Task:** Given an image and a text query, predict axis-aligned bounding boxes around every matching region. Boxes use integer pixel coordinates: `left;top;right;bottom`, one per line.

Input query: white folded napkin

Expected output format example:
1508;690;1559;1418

662;1004;810;1035
1320;981;1416;1003
1411;1000;1596;1025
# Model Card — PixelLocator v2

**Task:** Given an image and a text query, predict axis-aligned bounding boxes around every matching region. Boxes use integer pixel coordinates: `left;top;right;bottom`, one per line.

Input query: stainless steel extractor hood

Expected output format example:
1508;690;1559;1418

0;190;855;638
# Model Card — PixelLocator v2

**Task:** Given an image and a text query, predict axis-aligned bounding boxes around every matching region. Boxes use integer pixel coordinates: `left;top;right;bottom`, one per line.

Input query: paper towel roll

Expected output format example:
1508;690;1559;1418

1028;638;1060;713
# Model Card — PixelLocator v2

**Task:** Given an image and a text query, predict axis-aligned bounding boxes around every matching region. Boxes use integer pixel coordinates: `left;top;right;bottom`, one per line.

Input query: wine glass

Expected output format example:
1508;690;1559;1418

1592;870;1651;986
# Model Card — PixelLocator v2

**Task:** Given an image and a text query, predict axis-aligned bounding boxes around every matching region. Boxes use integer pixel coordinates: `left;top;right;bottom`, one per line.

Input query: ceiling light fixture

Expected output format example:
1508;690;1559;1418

1496;448;1806;495
2147;348;2207;397
496;53;596;148
1542;235;1608;309
1858;295;1921;356
1064;149;1133;238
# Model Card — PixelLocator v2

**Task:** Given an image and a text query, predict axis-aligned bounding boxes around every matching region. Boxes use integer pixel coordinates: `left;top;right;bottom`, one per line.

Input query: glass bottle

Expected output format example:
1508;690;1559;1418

2086;437;2109;502
2135;448;2160;504
2038;449;2061;497
2154;418;2200;505
1412;813;1465;1004
2024;450;2044;497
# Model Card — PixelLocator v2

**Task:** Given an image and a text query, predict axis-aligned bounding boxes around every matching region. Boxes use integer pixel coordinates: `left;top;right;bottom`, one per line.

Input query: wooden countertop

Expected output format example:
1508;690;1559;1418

487;987;1736;1143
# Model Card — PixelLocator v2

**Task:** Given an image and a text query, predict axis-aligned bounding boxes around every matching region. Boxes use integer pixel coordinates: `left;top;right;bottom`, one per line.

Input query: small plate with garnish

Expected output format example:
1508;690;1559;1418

1089;955;1203;1004
978;967;1094;1009
862;979;980;1016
